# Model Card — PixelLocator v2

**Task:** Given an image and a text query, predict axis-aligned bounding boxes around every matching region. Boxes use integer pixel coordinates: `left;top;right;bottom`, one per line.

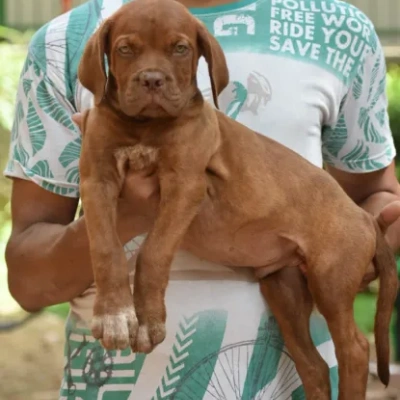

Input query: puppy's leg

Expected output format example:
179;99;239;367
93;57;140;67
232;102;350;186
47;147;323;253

132;173;206;353
80;161;137;351
307;254;370;400
260;266;331;400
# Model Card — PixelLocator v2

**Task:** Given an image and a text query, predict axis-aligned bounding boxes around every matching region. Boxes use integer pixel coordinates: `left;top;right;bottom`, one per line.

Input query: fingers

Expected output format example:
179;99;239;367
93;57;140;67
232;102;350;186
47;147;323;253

72;113;83;130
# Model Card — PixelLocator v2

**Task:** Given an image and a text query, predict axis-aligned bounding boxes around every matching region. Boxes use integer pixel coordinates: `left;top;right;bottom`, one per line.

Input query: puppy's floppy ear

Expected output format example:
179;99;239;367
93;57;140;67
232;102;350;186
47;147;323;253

78;20;111;105
197;22;229;109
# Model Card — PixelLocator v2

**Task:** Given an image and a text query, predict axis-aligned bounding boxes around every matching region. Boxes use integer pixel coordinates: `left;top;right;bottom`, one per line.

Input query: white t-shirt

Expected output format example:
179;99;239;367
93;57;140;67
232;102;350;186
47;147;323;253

4;0;395;398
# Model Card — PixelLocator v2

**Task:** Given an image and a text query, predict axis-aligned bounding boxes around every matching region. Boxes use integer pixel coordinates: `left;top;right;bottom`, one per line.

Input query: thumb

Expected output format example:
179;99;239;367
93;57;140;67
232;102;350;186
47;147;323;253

376;201;400;233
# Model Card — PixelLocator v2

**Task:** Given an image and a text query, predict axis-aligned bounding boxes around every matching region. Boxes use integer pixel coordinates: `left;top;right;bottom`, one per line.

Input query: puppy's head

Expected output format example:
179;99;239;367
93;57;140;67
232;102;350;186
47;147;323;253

78;0;229;119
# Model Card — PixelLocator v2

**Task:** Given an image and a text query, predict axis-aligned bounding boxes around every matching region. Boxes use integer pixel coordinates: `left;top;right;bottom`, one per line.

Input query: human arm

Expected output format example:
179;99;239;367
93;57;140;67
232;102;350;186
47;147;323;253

4;44;158;312
322;26;400;251
5;174;156;313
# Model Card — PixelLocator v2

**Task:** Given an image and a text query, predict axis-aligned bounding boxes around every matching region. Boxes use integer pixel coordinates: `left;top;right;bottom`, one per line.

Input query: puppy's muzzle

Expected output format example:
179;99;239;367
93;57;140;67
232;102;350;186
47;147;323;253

138;70;166;91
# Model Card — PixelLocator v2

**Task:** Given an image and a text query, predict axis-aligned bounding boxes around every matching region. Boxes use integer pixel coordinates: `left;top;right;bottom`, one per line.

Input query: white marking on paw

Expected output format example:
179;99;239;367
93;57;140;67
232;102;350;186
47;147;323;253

92;307;138;350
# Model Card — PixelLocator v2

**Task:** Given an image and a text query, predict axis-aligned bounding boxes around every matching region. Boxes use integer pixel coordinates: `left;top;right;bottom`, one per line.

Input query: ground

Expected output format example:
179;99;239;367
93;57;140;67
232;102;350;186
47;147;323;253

1;312;400;400
0;313;65;400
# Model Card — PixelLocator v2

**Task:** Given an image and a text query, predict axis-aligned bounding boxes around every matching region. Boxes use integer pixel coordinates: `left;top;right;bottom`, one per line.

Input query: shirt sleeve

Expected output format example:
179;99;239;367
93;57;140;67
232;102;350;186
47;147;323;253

322;29;396;173
3;48;81;198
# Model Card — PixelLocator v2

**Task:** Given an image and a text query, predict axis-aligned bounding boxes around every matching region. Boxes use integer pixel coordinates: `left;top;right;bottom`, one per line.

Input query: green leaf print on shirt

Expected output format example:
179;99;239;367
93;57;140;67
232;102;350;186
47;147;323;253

21;56;33;78
11;101;24;142
27;99;46;155
322;115;348;158
375;108;386;127
29;22;49;75
65;0;103;102
369;30;378;55
367;58;380;102
13;140;29;167
370;76;386;110
352;64;364;101
362;115;386;144
66;165;80;184
42;181;77;196
37;79;77;131
28;160;54;179
23;79;33;97
59;138;81;168
33;60;41;77
358;74;387;144
340;140;384;171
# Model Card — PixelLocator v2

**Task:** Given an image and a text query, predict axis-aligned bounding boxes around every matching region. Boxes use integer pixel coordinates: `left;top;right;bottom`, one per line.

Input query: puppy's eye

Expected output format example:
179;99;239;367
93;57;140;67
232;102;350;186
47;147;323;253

174;43;189;55
118;45;133;55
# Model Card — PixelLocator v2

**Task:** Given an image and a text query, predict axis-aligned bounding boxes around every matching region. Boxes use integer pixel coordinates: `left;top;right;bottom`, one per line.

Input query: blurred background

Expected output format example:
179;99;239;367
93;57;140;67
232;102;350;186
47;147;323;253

0;0;399;399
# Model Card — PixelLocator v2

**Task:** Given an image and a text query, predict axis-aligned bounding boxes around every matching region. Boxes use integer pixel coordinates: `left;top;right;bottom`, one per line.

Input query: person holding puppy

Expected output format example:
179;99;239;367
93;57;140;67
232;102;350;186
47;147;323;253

5;0;400;398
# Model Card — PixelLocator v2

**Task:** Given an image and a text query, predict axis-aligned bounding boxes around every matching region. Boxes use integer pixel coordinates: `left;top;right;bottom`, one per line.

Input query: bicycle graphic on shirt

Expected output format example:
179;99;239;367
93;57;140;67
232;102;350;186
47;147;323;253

171;317;304;400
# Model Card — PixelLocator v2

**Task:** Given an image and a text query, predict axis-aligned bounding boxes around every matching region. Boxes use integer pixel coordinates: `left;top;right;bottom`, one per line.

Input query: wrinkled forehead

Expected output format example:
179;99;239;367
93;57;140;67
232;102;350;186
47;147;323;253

110;0;197;47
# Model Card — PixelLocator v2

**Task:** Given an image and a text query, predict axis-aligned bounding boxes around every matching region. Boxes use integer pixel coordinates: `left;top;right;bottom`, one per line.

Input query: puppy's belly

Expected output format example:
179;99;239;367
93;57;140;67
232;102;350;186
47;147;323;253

183;222;303;271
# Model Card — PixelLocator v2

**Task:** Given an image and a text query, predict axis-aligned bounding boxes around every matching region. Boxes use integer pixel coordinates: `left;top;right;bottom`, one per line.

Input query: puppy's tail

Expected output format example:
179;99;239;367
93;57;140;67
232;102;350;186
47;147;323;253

373;216;398;387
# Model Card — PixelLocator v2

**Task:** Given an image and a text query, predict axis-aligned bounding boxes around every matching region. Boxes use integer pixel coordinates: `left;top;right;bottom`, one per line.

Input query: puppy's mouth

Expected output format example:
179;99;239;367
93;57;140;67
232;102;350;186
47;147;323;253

139;94;171;117
121;88;184;118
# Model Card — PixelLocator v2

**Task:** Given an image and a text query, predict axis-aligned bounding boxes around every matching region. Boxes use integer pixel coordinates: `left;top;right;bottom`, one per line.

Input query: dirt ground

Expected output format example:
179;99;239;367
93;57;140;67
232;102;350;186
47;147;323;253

0;313;65;400
0;313;400;400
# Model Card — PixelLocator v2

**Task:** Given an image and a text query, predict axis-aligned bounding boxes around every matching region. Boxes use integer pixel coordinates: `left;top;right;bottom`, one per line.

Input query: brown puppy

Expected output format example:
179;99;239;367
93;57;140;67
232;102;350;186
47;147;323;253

77;0;398;399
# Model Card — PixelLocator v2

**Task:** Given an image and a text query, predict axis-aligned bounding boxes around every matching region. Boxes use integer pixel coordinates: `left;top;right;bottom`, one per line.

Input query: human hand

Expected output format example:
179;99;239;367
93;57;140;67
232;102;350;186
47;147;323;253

376;200;400;252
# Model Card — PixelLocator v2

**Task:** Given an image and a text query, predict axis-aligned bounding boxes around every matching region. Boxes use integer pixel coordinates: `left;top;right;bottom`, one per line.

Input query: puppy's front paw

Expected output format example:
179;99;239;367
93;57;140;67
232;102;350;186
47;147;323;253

132;321;166;353
92;306;138;350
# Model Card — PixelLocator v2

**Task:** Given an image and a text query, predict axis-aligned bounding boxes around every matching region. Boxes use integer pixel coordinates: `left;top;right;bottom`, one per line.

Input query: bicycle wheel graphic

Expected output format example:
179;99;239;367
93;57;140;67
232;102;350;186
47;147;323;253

171;319;301;400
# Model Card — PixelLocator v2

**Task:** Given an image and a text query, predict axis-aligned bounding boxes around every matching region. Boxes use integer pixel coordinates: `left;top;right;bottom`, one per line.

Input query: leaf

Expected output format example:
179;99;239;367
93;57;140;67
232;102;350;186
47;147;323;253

33;60;41;77
322;114;348;158
66;166;80;184
36;79;77;131
27;99;46;155
58;138;81;168
352;64;364;100
11;101;25;142
368;57;380;102
369;30;378;55
358;107;369;129
363;116;386;144
27;160;54;179
12;140;30;166
375;108;386;127
370;76;386;110
65;0;102;100
20;56;33;77
23;79;33;97
385;142;395;161
340;140;385;171
42;181;77;196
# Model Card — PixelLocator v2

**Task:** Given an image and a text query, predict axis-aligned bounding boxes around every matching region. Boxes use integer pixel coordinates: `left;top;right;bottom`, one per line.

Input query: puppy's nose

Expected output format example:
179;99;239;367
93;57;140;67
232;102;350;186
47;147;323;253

139;71;165;90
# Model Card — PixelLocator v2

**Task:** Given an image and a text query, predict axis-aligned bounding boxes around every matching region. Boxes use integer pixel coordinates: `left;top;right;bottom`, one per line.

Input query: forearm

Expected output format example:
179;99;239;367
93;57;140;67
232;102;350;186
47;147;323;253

6;203;150;311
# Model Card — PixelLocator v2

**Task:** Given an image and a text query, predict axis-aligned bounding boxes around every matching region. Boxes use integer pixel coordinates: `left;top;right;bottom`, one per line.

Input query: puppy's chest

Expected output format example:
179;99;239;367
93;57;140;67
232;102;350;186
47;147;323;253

114;144;160;172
